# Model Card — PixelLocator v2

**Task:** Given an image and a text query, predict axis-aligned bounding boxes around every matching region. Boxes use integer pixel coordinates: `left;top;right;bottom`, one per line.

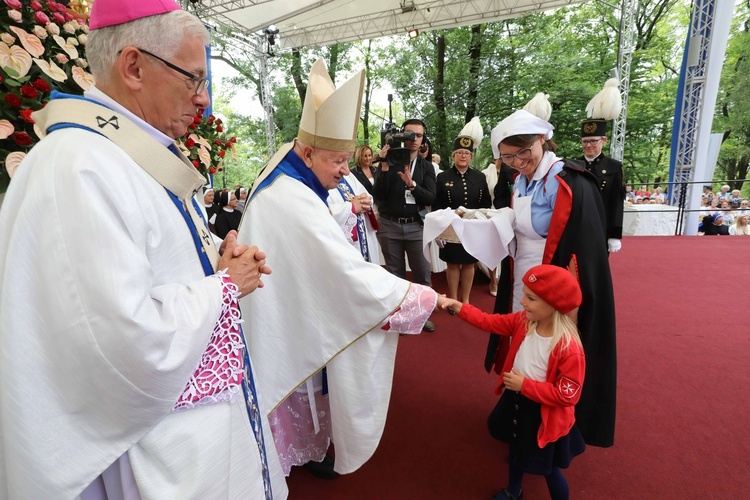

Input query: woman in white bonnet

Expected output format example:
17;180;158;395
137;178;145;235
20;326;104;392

487;98;618;451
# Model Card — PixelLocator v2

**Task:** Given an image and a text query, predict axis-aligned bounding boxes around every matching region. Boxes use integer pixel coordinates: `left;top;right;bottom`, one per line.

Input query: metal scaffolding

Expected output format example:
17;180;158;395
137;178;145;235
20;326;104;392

610;0;637;163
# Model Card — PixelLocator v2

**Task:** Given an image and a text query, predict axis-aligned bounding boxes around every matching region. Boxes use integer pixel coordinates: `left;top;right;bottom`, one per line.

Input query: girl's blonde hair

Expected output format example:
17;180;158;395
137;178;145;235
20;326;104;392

526;310;582;353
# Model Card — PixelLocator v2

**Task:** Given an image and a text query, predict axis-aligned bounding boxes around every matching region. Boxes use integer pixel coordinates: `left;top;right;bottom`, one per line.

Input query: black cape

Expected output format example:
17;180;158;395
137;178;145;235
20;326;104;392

487;159;617;448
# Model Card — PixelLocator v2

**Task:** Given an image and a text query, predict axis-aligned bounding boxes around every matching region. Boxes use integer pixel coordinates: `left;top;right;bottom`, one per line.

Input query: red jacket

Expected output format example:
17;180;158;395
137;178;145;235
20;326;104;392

459;304;586;447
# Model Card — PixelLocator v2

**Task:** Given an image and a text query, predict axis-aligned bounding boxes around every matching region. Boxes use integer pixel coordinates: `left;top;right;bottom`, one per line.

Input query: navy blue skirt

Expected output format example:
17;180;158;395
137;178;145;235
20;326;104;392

439;242;478;264
487;390;585;475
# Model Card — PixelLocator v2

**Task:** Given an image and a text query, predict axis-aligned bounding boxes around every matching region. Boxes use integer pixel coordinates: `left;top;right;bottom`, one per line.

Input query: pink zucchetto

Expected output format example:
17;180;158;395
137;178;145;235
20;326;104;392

89;0;182;30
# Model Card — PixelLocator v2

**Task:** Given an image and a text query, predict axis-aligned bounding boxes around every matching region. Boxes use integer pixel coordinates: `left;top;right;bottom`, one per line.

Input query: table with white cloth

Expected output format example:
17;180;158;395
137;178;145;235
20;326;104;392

623;203;679;236
423;208;516;269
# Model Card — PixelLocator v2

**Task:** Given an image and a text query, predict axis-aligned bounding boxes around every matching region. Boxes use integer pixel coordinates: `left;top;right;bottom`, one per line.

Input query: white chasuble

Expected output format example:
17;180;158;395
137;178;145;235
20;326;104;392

0;99;286;498
238;158;436;474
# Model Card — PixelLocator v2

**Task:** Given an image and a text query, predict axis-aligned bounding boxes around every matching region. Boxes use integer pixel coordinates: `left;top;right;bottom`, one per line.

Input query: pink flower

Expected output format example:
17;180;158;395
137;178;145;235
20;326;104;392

64;12;73;22
30;1;43;11
0;33;15;44
8;9;22;22
4;0;22;10
34;11;50;25
52;13;65;24
55;53;68;64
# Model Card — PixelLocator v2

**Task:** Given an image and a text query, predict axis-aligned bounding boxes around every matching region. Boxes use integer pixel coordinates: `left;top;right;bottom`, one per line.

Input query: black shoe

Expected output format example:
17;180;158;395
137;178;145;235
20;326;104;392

423;319;435;332
303;455;339;479
492;489;523;500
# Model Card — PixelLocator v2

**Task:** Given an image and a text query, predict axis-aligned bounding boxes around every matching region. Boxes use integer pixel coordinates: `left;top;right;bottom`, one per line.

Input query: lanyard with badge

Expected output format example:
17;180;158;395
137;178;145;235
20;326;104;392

405;156;418;204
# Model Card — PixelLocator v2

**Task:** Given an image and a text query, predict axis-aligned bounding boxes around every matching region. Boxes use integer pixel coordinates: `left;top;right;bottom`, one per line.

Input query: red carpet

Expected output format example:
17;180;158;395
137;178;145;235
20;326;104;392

287;236;749;499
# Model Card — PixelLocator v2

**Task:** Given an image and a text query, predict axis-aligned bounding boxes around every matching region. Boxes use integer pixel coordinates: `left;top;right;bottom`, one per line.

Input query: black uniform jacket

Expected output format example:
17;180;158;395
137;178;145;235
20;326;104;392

434;166;492;211
487;159;617;448
579;154;625;240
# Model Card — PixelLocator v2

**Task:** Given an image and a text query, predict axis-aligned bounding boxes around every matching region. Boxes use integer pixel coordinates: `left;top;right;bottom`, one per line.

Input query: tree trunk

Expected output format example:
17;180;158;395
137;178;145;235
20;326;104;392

466;25;483;123
434;32;447;165
362;41;373;144
291;49;306;106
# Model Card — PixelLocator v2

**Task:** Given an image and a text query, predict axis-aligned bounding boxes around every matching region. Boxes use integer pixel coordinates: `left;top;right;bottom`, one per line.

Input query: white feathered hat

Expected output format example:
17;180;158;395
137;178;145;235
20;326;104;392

453;116;483;152
582;78;622;137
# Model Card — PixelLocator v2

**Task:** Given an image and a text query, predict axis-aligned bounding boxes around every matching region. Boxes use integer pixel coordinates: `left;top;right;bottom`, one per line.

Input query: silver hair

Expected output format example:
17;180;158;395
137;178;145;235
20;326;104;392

86;10;210;87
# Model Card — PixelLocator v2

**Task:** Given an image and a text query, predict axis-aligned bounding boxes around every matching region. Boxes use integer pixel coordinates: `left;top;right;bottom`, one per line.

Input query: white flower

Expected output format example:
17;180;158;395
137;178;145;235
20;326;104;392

55;53;68;64
9;26;45;58
0;119;15;140
0;42;32;78
66;36;79;47
72;66;95;91
63;22;75;34
53;35;78;60
32;58;67;82
7;9;22;23
77;33;87;45
33;26;47;40
0;33;15;45
80;23;89;34
46;23;60;36
5;151;26;179
75;58;87;68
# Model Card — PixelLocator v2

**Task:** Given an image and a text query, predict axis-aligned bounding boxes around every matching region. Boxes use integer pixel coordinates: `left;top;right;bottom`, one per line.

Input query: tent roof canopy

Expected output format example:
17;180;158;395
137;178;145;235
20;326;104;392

191;0;588;50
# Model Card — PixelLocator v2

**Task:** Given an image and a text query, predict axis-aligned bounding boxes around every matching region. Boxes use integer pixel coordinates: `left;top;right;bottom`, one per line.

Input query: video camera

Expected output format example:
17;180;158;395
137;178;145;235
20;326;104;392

379;94;414;170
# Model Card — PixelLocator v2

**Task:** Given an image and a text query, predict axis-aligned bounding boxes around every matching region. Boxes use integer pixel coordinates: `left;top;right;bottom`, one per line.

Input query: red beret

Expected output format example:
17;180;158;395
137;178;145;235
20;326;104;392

522;265;581;314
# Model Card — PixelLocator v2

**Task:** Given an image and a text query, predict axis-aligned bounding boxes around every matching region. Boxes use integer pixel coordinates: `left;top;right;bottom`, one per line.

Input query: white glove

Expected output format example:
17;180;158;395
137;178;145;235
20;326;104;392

607;238;622;253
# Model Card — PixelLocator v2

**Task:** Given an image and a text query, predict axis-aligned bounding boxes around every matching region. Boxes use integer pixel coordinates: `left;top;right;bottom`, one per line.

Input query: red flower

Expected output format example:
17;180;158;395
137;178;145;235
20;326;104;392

19;109;34;123
225;140;233;148
188;123;197;130
215;118;223;125
184;137;195;148
218;150;226;158
193;115;202;124
192;160;200;169
20;85;38;99
34;11;50;24
5;94;22;108
214;139;222;146
13;132;33;147
231;137;237;143
216;125;223;133
209;167;217;174
31;78;51;93
208;115;215;124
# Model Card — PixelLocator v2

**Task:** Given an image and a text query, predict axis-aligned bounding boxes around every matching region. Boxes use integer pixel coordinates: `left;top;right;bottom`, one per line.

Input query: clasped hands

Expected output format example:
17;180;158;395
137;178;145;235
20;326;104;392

352;193;373;214
217;230;272;298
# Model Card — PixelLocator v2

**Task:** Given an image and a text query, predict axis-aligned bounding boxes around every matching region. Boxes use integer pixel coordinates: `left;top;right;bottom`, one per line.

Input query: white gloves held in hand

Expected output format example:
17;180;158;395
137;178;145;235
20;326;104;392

607;238;622;253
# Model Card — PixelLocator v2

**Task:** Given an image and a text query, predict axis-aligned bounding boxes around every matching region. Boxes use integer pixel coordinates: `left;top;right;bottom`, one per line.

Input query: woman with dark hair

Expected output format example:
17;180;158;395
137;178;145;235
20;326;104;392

700;213;730;235
351;144;378;195
434;132;491;303
213;190;242;239
487;109;617;450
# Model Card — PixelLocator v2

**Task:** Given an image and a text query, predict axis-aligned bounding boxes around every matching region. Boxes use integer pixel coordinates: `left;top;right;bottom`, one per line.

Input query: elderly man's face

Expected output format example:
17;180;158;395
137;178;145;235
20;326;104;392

304;146;352;190
140;38;210;139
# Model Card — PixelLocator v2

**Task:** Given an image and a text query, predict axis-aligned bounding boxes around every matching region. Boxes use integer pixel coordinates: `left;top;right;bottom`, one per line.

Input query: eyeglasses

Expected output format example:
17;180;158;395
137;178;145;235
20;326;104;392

582;138;603;146
499;146;533;163
454;151;472;157
137;48;209;95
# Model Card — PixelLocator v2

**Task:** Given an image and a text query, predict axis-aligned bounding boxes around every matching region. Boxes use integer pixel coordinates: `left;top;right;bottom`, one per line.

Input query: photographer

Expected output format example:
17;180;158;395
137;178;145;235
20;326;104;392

373;118;437;331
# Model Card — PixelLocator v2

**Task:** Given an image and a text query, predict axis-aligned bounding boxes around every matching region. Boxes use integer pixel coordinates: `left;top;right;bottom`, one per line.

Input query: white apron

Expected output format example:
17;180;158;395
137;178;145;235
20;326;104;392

511;180;546;312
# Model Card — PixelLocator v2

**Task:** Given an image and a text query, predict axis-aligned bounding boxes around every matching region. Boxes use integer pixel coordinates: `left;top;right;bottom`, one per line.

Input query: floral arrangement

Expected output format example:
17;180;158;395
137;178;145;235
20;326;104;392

176;110;237;182
0;0;92;193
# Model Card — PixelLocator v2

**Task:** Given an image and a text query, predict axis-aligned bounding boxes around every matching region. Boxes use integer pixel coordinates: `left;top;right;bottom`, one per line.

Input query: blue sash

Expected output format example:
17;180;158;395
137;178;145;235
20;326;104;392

335;178;371;262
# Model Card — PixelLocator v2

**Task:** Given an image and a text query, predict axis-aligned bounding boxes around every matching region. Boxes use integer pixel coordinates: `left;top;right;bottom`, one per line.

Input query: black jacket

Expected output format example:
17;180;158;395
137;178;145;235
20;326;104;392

373;155;436;218
351;165;378;195
434;166;491;211
579;154;625;240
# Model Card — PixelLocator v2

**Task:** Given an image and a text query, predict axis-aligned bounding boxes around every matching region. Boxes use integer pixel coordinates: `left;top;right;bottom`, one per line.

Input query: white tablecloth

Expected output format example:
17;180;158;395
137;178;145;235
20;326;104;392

423;208;516;268
623;203;678;236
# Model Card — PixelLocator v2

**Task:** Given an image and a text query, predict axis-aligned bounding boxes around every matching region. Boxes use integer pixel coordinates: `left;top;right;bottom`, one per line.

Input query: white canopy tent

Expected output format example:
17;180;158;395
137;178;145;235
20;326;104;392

188;0;589;49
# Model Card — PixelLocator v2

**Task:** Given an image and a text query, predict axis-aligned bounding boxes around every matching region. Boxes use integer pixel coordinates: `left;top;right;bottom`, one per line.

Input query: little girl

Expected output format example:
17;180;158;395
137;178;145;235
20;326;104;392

439;264;586;500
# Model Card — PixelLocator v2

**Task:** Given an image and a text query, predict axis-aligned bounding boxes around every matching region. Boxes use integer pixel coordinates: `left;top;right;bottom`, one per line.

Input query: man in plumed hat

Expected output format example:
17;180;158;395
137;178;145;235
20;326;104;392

237;59;438;479
579;79;626;253
0;1;282;498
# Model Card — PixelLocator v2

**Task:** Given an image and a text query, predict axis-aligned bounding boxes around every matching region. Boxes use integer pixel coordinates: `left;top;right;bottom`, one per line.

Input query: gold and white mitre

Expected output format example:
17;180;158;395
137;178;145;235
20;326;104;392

297;58;365;152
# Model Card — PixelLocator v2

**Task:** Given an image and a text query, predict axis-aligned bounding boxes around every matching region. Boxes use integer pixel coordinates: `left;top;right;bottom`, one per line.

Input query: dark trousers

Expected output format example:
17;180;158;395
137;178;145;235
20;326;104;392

376;217;431;286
